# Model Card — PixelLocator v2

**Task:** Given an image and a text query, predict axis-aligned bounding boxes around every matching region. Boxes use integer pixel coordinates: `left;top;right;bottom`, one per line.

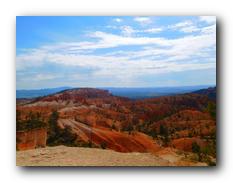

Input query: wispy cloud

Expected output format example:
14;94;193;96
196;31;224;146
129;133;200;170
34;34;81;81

120;26;136;36
119;26;163;36
201;24;216;34
34;73;59;81
143;28;163;33
179;25;200;33
16;16;216;88
113;18;123;23
168;20;200;33
17;26;216;76
134;17;152;24
169;20;193;29
199;16;216;24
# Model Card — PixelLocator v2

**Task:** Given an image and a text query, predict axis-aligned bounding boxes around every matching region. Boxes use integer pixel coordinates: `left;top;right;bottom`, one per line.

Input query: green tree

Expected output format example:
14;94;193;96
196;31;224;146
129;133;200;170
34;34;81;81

47;111;77;146
111;123;116;131
159;124;168;136
159;125;170;146
59;125;77;146
16;111;46;131
16;110;21;122
149;130;157;139
100;141;107;149
124;122;133;134
47;111;59;145
206;102;216;120
192;142;201;161
192;142;200;153
163;135;170;146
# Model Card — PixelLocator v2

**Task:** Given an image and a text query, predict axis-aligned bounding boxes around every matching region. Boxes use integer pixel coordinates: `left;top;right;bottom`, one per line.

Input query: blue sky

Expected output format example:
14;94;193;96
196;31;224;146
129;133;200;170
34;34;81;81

16;16;216;89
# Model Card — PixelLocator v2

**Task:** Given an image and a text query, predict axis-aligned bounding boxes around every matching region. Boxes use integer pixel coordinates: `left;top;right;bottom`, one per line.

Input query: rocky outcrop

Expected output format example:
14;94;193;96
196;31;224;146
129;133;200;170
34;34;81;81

16;88;216;156
171;137;206;152
16;129;47;151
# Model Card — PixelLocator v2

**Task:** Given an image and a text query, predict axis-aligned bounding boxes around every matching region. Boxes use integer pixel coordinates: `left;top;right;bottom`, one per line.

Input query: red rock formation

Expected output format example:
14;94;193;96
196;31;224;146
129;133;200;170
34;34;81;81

16;88;216;154
171;137;206;152
16;129;47;151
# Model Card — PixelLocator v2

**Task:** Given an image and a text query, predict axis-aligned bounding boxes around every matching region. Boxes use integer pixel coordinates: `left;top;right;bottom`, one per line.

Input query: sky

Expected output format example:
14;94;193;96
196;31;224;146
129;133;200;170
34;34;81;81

16;16;216;89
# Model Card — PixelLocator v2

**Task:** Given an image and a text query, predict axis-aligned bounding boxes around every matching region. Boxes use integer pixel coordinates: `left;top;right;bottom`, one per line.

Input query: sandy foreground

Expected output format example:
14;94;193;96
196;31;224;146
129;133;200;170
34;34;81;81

16;146;206;166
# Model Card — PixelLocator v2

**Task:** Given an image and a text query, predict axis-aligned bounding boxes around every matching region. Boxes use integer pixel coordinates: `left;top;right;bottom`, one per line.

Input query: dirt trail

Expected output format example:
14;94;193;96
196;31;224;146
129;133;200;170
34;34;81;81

16;146;206;166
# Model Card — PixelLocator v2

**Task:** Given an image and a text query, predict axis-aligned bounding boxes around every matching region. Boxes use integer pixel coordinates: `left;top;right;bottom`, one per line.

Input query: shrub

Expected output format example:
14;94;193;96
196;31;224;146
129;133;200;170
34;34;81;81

206;101;216;120
148;130;157;139
192;142;200;154
100;141;107;149
159;124;168;136
47;111;77;146
192;142;201;161
16;121;47;131
111;123;116;131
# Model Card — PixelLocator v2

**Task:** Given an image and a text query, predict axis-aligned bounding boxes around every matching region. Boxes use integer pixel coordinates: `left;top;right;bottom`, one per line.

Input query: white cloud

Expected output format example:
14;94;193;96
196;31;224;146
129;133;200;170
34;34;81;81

34;74;59;81
16;50;47;70
43;53;215;78
201;24;216;34
119;26;163;36
134;17;152;24
120;26;136;36
16;32;216;79
169;20;193;29
114;18;122;23
199;16;216;24
168;20;201;33
179;25;200;33
105;31;215;62
17;20;216;82
107;24;163;34
143;28;163;33
86;31;171;48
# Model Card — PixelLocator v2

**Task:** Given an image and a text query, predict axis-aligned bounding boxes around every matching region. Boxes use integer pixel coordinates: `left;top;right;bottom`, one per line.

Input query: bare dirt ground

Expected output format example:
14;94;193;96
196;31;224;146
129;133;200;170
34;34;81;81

16;146;206;166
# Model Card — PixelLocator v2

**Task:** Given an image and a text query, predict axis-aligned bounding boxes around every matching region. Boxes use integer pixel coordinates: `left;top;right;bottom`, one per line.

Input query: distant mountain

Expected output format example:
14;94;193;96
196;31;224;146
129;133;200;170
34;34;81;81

103;85;213;99
16;85;214;99
192;86;216;100
16;87;72;99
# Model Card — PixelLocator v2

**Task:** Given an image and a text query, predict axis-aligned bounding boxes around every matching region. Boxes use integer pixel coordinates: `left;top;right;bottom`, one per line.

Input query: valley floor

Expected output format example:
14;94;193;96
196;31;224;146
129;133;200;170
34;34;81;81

16;146;207;166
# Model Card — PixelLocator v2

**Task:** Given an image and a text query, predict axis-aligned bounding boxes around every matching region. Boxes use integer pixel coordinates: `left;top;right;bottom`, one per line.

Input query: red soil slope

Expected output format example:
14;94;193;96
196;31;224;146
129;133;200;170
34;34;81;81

16;88;216;155
58;118;160;153
16;129;47;151
171;137;207;152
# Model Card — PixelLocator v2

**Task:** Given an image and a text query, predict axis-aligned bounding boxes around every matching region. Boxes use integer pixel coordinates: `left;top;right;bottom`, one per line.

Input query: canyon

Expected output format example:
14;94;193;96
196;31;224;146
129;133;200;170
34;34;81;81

16;87;216;166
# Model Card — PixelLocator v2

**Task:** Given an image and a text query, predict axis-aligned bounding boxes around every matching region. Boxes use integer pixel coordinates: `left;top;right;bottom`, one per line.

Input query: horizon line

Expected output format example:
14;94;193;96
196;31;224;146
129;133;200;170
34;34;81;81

16;84;216;91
